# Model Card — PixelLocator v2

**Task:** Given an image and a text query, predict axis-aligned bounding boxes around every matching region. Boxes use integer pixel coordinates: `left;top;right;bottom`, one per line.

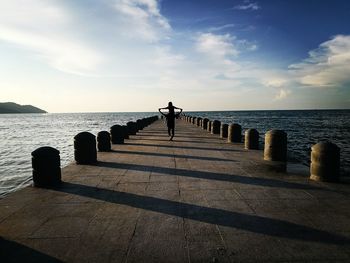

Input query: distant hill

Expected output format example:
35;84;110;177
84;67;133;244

0;102;47;114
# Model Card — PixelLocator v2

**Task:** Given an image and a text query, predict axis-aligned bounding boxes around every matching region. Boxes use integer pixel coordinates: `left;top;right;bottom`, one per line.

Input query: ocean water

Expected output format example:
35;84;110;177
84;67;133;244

0;112;155;197
0;110;349;197
188;110;350;176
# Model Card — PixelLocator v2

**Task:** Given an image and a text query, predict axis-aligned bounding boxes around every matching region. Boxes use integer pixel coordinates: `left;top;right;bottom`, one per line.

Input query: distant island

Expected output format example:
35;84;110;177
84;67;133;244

0;102;47;114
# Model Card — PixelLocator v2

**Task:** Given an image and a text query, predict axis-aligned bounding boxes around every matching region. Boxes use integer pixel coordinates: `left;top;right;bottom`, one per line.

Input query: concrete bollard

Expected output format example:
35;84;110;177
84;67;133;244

264;130;287;162
122;125;129;139
203;118;209;130
127;121;137;135
245;129;259;150
110;125;125;144
310;141;340;182
196;117;202;126
97;131;111;152
228;124;242;143
136;119;143;131
74;132;97;164
207;121;212;132
211;120;221;134
32;147;61;187
220;123;228;138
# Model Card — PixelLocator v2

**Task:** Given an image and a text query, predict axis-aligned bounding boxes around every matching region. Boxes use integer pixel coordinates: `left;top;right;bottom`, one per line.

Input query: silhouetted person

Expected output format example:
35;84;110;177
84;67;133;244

159;102;183;140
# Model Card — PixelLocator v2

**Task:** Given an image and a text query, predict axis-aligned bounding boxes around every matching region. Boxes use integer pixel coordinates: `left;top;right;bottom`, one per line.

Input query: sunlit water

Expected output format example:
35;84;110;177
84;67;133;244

0;110;349;197
0;112;155;197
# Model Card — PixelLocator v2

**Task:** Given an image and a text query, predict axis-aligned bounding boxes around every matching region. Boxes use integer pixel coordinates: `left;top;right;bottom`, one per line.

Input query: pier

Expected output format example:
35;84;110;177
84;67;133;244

1;118;350;262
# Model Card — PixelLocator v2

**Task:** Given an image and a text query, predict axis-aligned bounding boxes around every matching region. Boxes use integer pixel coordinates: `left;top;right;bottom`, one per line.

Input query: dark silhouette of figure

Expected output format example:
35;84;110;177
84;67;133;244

159;102;183;140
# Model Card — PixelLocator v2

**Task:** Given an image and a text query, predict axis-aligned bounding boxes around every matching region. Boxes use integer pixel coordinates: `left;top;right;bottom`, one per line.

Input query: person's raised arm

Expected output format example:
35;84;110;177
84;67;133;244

174;106;183;113
159;108;166;116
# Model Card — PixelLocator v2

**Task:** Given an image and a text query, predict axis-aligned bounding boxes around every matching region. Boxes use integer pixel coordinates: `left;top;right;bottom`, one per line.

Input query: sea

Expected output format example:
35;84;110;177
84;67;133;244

0;110;349;197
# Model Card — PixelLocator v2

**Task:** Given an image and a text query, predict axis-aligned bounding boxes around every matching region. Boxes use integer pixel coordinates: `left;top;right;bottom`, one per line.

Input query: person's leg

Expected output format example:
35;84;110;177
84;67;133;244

167;127;171;136
169;127;174;140
168;118;175;140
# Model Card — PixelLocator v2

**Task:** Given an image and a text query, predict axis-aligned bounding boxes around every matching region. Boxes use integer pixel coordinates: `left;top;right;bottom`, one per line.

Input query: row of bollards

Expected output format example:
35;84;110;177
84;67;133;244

182;114;340;182
31;115;159;187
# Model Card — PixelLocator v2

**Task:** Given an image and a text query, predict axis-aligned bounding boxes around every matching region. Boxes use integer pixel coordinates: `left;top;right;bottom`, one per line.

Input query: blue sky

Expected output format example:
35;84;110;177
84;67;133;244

0;0;349;112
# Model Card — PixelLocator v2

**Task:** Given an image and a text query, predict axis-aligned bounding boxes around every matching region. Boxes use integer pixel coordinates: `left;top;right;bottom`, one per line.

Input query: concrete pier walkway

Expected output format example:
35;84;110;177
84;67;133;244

1;119;350;262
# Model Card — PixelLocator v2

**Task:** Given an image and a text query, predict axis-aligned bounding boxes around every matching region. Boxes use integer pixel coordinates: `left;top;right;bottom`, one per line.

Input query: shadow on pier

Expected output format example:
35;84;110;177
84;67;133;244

98;161;323;191
56;182;349;245
124;142;240;152
0;238;62;263
110;149;236;162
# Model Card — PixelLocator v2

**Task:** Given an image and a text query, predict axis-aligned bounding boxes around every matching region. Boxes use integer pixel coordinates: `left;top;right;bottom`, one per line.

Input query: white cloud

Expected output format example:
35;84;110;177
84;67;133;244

196;33;239;57
0;0;174;75
113;0;171;42
274;89;291;100
233;1;260;11
261;77;291;100
208;24;236;32
290;35;350;87
0;1;103;75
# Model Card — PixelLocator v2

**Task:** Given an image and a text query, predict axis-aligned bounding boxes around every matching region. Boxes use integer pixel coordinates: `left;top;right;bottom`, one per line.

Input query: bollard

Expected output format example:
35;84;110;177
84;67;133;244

245;129;259;150
110;125;125;144
192;117;197;125
127;121;137;135
207;121;212;132
32;147;61;187
122;125;129;139
196;117;202;127
74;132;97;164
228;124;242;143
136;119;143;131
97;131;111;152
310;141;340;182
264;130;287;162
203;118;209;130
220;123;228;138
211;120;220;134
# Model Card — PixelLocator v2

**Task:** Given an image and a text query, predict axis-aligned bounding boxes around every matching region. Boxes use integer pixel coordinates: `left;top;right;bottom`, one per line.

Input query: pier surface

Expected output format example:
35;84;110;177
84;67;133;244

1;119;350;262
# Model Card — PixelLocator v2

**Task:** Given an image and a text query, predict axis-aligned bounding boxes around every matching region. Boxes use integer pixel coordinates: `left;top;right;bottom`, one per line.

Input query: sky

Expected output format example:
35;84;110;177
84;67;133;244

0;0;350;112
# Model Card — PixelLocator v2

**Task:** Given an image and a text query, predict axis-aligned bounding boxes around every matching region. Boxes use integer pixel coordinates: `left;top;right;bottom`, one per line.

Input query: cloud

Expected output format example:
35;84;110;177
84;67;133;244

262;77;291;100
233;1;260;11
0;1;103;75
208;24;236;32
274;89;291;100
0;0;174;75
113;0;171;42
289;35;350;87
196;33;239;57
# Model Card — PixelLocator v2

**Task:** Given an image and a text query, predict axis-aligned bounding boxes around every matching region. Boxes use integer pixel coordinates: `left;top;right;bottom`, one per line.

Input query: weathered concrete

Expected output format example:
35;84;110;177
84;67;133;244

220;123;228;139
74;132;97;164
264;130;287;162
202;118;209;130
110;125;125;144
211;120;221;135
97;131;111;152
32;147;61;187
228;123;242;143
310;141;340;182
245;128;259;150
1;119;350;263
